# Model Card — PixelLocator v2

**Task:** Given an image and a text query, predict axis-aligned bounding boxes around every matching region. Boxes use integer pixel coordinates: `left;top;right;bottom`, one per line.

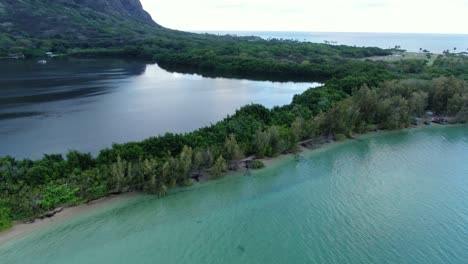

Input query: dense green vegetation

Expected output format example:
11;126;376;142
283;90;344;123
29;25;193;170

0;207;12;231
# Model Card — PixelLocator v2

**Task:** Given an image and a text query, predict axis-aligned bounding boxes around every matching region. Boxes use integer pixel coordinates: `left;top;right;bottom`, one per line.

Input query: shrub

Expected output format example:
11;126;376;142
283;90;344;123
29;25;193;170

36;184;79;210
335;134;347;142
0;207;13;231
250;160;265;170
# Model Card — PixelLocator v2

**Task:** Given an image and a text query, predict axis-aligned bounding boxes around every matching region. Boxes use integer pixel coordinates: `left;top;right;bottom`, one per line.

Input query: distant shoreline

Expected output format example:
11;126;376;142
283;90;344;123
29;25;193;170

194;31;468;53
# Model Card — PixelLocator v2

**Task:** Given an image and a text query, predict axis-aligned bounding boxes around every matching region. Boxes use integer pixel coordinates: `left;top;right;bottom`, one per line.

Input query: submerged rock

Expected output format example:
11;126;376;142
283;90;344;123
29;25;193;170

44;211;56;218
237;245;245;253
42;207;64;218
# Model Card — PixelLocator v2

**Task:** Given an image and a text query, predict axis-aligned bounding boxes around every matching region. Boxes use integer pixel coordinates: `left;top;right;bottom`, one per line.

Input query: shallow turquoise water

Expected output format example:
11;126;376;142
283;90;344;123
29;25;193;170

1;126;468;263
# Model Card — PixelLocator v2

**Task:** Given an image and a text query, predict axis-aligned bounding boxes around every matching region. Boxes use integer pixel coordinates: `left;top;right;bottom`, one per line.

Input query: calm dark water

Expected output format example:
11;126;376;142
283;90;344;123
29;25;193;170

202;31;468;53
1;126;467;263
0;59;318;158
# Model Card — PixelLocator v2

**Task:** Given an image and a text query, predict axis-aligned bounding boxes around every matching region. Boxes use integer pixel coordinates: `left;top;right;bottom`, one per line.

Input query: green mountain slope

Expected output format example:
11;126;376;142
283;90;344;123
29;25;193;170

0;0;161;54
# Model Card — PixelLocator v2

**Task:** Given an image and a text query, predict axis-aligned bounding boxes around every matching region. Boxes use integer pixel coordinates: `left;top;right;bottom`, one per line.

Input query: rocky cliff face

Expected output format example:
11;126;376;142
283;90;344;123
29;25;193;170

0;0;160;49
0;0;158;31
56;0;156;25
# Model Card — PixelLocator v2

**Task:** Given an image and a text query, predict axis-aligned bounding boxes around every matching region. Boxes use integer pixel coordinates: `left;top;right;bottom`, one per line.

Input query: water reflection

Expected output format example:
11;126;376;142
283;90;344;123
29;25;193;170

0;59;146;111
0;59;319;158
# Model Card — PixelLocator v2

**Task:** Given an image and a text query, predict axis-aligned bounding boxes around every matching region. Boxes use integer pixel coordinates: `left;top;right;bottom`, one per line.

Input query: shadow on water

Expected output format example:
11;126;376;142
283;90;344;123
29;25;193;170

0;58;147;111
157;61;328;83
0;111;46;120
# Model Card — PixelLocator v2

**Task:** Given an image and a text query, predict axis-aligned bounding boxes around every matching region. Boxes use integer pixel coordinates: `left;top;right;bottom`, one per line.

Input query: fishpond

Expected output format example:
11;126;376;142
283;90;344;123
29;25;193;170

0;59;317;158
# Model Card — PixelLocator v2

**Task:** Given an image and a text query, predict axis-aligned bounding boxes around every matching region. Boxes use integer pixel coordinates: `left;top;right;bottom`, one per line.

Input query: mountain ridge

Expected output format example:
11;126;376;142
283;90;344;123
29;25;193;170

54;0;156;25
1;0;156;25
0;0;161;54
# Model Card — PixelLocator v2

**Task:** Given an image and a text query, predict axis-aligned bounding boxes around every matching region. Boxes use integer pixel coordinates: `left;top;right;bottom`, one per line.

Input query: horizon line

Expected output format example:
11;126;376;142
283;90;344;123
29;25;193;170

185;29;468;36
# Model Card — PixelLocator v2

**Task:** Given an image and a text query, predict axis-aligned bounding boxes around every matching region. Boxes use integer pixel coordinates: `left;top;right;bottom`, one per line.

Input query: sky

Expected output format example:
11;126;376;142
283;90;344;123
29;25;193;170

140;0;468;34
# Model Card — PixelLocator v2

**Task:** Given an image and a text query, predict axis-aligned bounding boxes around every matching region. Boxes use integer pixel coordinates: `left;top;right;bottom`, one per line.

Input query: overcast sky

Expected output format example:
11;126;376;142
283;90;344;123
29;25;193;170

141;0;468;34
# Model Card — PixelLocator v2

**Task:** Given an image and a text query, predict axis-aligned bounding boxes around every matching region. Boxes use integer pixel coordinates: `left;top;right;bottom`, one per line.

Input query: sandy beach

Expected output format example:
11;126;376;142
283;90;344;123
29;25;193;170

0;193;139;245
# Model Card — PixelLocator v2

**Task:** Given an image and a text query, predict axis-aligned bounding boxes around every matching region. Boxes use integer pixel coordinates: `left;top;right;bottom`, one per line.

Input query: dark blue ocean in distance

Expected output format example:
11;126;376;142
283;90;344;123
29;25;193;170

198;31;468;53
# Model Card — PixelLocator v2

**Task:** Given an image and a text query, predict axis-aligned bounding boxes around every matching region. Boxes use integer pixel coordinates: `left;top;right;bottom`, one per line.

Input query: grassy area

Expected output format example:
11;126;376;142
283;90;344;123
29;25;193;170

362;51;439;65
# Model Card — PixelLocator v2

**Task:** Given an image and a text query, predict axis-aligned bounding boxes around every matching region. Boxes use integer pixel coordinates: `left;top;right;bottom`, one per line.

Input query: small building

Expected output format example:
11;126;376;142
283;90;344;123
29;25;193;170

7;53;25;59
433;117;448;125
45;52;58;57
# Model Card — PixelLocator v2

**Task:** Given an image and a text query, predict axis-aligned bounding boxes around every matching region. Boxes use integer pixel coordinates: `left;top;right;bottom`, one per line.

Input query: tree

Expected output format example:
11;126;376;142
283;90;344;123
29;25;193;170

456;101;468;123
142;159;157;194
142;159;167;196
305;114;323;139
192;150;205;175
163;158;178;187
0;207;12;231
254;129;271;158
178;146;193;185
447;94;467;116
68;168;108;202
203;148;215;168
66;150;95;172
409;91;429;116
291;117;306;142
210;155;227;179
110;157;135;193
376;96;410;129
430;77;466;114
322;98;359;137
268;126;290;156
224;134;244;161
353;85;378;125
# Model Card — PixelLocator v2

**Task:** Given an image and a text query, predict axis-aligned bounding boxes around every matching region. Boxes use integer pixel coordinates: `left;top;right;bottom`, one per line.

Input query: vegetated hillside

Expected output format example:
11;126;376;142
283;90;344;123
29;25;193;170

0;0;161;53
0;0;398;82
62;0;156;25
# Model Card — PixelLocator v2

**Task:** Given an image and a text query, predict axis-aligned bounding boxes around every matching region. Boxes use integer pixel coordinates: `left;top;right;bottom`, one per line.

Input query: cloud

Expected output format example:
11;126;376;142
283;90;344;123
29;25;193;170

353;1;392;8
141;0;468;34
